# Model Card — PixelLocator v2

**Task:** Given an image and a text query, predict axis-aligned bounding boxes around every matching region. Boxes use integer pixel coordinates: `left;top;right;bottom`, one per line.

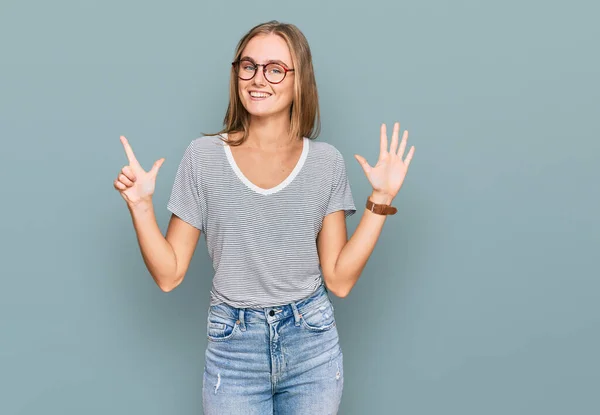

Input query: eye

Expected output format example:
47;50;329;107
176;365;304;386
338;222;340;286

266;63;284;74
239;60;256;71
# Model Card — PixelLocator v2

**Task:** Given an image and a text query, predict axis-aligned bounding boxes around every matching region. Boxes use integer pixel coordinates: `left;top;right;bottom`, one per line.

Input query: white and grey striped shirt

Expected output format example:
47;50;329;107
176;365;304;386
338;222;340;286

167;134;356;308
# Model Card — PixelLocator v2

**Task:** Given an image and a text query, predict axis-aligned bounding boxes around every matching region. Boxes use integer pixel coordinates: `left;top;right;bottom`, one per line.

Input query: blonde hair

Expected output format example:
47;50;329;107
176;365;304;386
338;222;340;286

211;20;320;146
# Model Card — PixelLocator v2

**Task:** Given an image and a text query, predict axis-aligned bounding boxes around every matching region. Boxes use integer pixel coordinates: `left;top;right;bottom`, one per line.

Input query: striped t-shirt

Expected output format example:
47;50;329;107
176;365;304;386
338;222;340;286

167;133;356;308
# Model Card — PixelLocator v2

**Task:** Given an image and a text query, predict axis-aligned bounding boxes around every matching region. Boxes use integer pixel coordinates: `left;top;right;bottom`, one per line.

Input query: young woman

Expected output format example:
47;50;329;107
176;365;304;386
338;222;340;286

114;20;414;414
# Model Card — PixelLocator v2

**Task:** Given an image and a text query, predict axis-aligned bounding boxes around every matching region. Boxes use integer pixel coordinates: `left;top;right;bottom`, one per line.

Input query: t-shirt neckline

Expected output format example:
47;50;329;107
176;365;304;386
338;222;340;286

223;134;309;195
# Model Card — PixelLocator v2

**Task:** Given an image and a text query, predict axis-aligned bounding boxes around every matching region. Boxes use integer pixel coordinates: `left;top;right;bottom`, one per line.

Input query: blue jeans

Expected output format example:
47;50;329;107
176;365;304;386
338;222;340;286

202;284;344;414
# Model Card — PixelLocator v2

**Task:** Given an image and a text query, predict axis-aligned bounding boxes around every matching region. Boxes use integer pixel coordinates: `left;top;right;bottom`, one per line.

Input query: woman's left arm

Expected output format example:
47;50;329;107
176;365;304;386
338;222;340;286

317;122;415;298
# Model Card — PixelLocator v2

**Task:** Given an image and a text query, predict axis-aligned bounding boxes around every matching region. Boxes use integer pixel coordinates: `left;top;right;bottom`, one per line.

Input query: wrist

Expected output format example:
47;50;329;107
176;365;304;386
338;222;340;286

369;191;394;205
128;198;154;215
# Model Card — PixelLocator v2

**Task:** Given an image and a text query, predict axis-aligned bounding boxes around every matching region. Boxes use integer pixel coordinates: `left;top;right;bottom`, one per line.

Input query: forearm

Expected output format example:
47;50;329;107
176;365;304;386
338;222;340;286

331;192;393;295
128;200;179;290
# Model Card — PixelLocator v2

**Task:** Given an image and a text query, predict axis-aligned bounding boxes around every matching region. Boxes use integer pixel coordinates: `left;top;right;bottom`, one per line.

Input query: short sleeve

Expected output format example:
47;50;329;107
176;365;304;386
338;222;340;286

167;140;206;232
325;149;356;217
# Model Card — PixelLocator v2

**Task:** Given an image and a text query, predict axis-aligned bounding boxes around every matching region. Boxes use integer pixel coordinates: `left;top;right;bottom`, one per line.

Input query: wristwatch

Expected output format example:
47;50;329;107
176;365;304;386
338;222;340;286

366;198;397;215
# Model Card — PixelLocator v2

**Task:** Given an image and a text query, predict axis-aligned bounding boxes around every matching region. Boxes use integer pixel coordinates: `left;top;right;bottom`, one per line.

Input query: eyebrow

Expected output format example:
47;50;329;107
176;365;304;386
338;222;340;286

240;56;291;68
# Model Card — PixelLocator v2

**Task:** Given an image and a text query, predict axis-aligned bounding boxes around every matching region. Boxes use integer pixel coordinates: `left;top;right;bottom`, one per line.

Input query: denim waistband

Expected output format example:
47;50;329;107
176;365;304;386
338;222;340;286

209;284;332;326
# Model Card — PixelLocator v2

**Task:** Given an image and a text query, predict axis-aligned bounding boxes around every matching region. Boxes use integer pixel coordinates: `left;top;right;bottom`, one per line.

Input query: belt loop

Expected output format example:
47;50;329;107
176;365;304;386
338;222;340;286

291;302;301;326
238;308;246;331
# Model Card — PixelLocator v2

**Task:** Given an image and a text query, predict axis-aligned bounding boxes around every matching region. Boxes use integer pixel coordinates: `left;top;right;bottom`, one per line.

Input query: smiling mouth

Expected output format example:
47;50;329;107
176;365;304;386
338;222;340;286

249;91;272;100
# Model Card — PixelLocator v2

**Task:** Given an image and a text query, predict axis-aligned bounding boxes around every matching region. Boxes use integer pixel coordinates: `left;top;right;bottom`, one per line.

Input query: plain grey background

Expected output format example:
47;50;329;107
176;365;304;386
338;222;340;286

1;0;598;414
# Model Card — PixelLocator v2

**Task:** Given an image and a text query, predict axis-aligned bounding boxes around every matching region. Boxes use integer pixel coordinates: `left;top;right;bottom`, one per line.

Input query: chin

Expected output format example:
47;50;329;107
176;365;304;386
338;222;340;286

243;101;289;118
246;108;280;118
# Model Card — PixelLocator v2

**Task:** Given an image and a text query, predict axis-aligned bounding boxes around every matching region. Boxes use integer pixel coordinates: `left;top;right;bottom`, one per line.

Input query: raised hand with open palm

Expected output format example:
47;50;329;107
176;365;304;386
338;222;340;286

113;136;165;208
354;122;415;203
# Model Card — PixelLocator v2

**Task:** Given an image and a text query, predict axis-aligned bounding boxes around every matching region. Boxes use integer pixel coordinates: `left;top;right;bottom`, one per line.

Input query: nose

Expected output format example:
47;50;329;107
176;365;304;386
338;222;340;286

252;66;267;86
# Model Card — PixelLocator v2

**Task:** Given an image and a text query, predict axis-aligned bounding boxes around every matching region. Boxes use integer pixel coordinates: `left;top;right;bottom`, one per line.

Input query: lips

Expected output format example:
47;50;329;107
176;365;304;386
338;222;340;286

249;90;272;100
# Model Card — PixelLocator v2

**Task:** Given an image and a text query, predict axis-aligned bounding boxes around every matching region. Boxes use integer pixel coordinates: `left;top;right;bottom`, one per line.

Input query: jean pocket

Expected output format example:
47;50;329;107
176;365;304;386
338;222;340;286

300;299;336;332
206;307;240;341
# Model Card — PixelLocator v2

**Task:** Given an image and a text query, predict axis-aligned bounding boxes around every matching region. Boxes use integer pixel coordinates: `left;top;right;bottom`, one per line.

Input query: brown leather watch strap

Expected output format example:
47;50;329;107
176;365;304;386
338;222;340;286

366;198;397;215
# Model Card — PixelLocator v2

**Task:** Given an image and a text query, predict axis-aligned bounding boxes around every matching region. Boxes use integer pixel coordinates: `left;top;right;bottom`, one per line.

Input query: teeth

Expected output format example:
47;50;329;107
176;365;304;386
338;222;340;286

250;92;271;98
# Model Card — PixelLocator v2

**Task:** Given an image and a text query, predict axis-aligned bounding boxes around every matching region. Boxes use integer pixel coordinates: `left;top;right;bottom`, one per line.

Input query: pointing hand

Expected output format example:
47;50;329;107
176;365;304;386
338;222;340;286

113;136;165;207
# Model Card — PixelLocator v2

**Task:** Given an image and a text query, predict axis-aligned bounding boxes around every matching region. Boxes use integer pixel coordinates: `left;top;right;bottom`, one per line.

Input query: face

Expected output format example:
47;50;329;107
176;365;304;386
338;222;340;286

236;34;295;119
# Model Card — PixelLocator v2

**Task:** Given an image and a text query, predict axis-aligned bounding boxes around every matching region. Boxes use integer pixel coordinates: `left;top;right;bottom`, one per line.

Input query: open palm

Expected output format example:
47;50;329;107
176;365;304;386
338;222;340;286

354;122;415;200
113;136;165;207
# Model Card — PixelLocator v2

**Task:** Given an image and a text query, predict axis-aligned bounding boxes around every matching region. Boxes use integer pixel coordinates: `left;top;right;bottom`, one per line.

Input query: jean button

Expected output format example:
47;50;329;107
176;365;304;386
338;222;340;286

269;310;275;316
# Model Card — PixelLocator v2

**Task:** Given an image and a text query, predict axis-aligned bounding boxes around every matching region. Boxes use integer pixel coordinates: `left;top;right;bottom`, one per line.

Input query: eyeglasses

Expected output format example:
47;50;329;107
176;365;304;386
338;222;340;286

232;59;294;84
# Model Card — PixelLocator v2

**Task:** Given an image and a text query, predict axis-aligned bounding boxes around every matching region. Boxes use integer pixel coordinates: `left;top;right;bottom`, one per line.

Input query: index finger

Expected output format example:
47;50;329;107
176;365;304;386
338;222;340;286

379;123;388;161
120;136;139;166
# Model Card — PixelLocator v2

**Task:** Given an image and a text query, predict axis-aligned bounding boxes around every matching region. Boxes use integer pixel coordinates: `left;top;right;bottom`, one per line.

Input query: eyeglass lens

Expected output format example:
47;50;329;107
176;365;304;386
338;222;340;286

237;59;287;83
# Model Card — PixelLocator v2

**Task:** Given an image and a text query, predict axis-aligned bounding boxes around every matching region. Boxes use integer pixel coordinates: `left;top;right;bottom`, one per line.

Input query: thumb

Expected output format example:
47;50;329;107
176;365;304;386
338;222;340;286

354;154;372;175
149;158;165;177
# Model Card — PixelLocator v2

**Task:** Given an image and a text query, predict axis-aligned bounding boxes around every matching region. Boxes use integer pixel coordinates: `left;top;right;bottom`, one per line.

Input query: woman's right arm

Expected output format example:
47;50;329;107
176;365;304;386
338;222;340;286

129;201;200;291
114;135;200;292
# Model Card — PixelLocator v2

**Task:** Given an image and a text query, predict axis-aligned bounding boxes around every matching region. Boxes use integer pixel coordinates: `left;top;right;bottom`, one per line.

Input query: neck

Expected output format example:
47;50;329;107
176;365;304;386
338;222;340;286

246;113;294;150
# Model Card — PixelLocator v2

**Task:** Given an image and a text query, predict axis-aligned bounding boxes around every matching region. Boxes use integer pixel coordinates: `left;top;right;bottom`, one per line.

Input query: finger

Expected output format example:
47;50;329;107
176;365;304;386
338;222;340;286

121;166;136;182
149;158;165;177
120;136;140;167
397;130;408;157
114;179;127;191
389;122;400;154
378;123;388;161
404;145;415;168
354;154;372;174
118;173;134;187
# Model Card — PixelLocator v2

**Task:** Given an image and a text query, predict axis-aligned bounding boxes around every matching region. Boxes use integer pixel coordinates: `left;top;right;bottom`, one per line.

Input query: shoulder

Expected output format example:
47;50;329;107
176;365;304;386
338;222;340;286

188;134;227;151
308;139;345;163
180;134;227;161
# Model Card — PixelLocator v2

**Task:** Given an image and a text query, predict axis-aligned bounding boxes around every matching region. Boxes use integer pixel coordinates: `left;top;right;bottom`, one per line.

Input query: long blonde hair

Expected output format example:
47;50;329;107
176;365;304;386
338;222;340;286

211;20;321;146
